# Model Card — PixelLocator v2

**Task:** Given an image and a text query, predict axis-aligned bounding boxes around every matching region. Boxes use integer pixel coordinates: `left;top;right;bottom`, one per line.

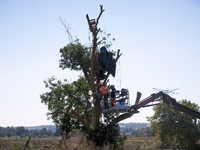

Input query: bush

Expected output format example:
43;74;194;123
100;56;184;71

0;140;6;149
20;134;26;138
14;144;22;150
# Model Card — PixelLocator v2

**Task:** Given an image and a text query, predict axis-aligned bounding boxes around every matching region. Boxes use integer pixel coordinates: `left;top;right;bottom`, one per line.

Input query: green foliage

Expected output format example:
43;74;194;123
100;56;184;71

13;144;21;150
31;133;36;138
0;126;58;138
87;123;126;149
41;77;92;132
41;76;91;112
39;127;49;137
59;41;91;73
0;140;6;149
59;114;81;136
40;75;126;148
16;126;25;136
147;99;200;149
106;123;127;149
20;134;26;138
6;126;15;138
24;129;29;136
99;30;116;50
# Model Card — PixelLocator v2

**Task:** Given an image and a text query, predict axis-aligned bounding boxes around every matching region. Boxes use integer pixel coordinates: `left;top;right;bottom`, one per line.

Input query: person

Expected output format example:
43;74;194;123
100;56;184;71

110;85;116;107
98;82;109;109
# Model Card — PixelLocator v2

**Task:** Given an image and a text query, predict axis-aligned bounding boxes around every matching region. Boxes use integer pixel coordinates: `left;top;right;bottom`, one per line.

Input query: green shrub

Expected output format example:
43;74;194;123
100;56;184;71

0;140;6;149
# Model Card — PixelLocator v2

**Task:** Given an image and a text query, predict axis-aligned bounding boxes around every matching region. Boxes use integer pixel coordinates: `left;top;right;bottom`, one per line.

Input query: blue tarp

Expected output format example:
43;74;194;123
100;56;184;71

99;46;116;77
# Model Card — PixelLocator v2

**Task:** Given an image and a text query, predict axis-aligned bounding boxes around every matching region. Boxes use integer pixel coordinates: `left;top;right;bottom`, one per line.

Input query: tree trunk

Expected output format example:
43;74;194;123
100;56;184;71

93;98;101;130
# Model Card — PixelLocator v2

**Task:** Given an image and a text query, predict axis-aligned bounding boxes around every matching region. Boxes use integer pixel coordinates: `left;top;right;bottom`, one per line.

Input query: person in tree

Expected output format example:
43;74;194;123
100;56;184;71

110;85;116;107
98;82;109;109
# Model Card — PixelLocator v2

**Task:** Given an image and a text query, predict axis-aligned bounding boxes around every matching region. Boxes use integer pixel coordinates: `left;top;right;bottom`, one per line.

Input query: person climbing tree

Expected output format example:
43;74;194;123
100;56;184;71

110;85;116;107
98;82;109;109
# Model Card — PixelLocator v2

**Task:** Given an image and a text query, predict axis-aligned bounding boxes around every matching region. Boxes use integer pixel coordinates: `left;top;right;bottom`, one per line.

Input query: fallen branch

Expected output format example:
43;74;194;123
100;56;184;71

23;136;31;150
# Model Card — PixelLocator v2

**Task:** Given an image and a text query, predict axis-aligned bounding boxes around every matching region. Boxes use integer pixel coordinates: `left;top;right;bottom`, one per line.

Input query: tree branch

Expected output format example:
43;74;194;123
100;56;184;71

86;14;94;33
50;109;90;131
96;5;105;25
23;136;31;150
70;109;90;130
59;17;73;44
112;110;139;124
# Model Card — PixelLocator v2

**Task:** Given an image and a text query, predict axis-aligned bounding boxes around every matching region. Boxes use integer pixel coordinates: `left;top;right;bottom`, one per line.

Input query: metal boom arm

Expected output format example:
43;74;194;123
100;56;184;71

130;91;200;119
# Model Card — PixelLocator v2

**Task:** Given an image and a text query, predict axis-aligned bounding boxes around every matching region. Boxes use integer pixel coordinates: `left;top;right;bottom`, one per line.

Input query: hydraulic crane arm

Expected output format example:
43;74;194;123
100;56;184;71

130;91;164;110
168;99;200;119
130;91;200;119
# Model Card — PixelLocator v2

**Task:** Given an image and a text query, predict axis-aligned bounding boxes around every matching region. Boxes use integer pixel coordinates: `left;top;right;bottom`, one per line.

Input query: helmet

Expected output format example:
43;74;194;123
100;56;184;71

98;82;102;86
110;85;114;88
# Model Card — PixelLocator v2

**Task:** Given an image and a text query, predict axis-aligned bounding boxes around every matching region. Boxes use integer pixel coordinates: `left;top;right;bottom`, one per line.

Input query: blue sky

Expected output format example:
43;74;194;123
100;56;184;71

0;0;200;127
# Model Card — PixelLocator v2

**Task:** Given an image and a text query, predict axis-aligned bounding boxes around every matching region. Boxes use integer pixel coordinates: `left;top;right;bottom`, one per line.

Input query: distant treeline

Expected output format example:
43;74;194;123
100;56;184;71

0;126;60;138
0;123;151;138
119;123;150;128
25;125;57;132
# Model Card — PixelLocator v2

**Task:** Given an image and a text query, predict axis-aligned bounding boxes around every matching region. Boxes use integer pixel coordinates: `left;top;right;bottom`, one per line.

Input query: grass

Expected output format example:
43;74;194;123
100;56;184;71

0;135;158;150
124;136;158;150
6;135;200;150
0;137;61;150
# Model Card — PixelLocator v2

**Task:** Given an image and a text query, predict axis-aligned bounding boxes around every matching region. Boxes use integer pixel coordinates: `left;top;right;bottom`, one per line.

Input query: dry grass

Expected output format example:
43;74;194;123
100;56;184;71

0;136;157;150
123;136;158;150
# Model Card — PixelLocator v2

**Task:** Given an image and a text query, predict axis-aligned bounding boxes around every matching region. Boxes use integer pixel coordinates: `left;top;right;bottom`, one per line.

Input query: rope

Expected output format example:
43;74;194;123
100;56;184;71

116;59;121;89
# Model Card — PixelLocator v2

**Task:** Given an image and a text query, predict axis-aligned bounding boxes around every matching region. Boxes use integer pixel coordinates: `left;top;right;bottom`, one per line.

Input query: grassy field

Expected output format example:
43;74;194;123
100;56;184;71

0;135;158;150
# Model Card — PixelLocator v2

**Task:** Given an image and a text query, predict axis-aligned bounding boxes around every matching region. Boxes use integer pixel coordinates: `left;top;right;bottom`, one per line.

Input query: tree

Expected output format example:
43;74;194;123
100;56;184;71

6;127;11;138
16;126;25;136
147;99;200;149
40;5;138;148
5;126;16;137
10;126;16;136
6;132;11;138
40;127;48;137
0;127;6;137
24;129;29;136
54;127;60;137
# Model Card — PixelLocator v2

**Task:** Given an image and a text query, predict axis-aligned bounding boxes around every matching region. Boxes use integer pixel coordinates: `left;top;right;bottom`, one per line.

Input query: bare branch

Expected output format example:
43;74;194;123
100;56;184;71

96;5;105;25
86;14;94;33
59;17;73;44
97;39;104;46
116;49;122;62
23;136;31;150
96;28;101;35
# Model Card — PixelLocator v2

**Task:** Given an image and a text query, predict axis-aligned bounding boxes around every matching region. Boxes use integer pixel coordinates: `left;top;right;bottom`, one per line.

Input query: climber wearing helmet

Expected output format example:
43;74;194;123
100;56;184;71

98;82;109;109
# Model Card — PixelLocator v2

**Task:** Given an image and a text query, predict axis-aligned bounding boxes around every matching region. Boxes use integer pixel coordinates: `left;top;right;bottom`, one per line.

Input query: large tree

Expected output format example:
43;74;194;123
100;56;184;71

147;99;200;149
40;5;137;148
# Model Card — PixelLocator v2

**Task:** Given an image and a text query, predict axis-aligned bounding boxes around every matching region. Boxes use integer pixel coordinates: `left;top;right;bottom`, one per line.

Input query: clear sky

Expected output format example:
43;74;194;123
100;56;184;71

1;0;200;127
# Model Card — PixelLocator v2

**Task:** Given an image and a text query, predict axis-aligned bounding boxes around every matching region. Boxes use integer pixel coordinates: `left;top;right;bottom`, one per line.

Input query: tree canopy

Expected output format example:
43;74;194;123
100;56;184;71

147;99;200;149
